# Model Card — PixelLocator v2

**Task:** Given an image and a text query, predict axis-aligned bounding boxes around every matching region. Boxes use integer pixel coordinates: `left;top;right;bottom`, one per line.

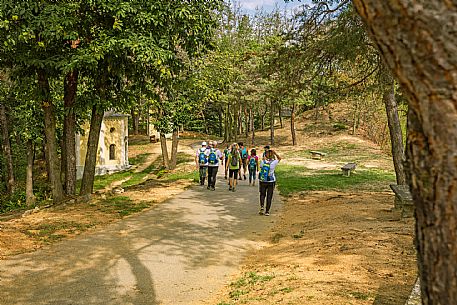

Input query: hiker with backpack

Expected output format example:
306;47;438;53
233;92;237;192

206;141;223;191
238;142;248;180
226;143;242;192
247;149;260;186
258;147;281;216
195;141;209;186
223;144;230;179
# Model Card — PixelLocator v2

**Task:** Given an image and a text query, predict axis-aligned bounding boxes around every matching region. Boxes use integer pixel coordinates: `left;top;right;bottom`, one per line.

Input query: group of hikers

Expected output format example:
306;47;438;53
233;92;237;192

195;140;281;216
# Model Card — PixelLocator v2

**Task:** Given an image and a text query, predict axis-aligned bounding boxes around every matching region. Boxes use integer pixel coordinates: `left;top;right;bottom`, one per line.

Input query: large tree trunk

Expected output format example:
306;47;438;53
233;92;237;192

38;70;65;203
244;107;249;139
250;108;255;145
169;129;179;170
62;70;78;195
131;108;139;135
353;2;457;303
160;133;170;168
291;104;297;146
218;107;223;137
270;99;275;145
278;105;283;129
383;81;406;185
26;139;35;206
0;103;15;194
224;104;229;143
79;105;104;196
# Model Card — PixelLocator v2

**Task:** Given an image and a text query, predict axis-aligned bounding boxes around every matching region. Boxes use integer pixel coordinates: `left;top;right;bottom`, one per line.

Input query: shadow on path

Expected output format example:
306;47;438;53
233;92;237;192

0;169;280;305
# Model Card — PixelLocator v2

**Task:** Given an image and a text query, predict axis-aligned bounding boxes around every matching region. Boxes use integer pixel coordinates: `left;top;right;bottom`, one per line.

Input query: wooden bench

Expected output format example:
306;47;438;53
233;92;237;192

341;163;356;177
390;184;414;218
310;151;327;160
149;135;158;143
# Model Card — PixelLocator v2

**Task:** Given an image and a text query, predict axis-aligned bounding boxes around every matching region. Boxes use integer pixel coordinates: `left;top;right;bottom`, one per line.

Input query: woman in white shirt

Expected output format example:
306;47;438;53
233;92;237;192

258;148;281;216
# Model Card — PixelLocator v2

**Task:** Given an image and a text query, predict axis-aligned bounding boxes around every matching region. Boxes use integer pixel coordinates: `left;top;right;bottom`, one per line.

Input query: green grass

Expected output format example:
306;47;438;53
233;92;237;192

23;221;95;243
162;171;199;182
129;153;152;165
99;196;150;217
93;170;133;191
275;165;395;196
284;141;382;163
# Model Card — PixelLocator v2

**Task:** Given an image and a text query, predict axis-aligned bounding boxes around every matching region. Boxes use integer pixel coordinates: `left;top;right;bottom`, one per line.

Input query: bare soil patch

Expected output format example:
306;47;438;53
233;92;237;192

212;191;416;305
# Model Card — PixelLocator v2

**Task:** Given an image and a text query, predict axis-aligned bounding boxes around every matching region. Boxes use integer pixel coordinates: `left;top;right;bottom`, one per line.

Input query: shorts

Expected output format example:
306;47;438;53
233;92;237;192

229;169;239;179
241;158;247;170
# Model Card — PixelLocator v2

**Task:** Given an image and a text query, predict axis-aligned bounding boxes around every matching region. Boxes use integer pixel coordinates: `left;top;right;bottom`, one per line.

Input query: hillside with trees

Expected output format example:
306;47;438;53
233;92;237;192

0;1;455;304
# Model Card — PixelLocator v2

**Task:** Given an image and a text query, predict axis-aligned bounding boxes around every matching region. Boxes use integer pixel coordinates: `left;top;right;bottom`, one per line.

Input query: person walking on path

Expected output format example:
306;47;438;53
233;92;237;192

227;143;242;192
247;149;260;186
238;142;248;180
207;141;223;191
258;147;281;216
223;144;230;179
195;141;209;186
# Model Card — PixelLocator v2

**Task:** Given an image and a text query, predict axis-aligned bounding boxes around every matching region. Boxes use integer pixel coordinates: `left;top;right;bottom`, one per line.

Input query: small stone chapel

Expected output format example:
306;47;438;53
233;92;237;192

76;111;130;179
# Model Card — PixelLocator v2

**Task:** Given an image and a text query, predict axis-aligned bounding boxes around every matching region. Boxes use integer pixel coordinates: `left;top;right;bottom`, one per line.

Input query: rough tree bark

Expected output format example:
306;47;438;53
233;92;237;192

353;1;457;303
224;104;229;143
278;105;283;129
38;69;65;203
62;70;78;195
291;104;297;146
270;99;275;145
25;139;35;206
0;103;15;194
250;108;255;145
169;129;179;170
131;107;140;135
79;105;104;196
383;81;406;185
160;133;170;168
218;107;223;137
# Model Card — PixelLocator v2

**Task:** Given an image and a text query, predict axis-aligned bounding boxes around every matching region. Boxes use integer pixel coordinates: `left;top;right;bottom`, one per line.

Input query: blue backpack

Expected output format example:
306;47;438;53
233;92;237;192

241;147;248;159
259;161;271;182
208;149;218;165
249;157;256;170
198;149;207;165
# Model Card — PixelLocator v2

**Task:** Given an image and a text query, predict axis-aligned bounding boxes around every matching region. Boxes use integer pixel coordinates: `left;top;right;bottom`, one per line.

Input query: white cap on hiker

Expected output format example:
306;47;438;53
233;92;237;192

202;141;207;146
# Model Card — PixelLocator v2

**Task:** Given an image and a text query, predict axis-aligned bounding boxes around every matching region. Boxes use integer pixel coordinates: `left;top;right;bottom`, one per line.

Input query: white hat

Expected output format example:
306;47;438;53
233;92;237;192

202;141;207;146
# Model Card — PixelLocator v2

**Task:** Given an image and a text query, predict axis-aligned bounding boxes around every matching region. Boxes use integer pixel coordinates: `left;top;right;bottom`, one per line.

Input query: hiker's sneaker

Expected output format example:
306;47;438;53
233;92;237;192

224;176;227;180
244;175;246;180
210;186;215;191
207;186;210;190
252;181;255;186
229;186;232;191
265;211;270;216
259;208;264;215
232;188;236;192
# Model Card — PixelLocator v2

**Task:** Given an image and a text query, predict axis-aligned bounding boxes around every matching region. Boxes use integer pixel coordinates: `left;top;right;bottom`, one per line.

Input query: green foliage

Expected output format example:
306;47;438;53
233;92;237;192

0;190;27;212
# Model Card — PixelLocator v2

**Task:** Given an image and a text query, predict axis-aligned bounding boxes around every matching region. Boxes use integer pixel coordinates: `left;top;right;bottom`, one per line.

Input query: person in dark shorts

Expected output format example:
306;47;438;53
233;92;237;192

247;149;259;186
226;143;242;192
206;141;223;191
195;141;208;185
258;148;281;216
238;142;248;180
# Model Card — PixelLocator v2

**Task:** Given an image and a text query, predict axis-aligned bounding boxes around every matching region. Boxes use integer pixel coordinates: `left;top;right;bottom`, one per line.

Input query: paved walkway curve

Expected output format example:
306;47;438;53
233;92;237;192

0;168;281;305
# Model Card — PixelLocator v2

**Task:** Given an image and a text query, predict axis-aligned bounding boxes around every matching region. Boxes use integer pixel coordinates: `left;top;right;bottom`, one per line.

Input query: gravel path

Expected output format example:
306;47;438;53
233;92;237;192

0;168;281;305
